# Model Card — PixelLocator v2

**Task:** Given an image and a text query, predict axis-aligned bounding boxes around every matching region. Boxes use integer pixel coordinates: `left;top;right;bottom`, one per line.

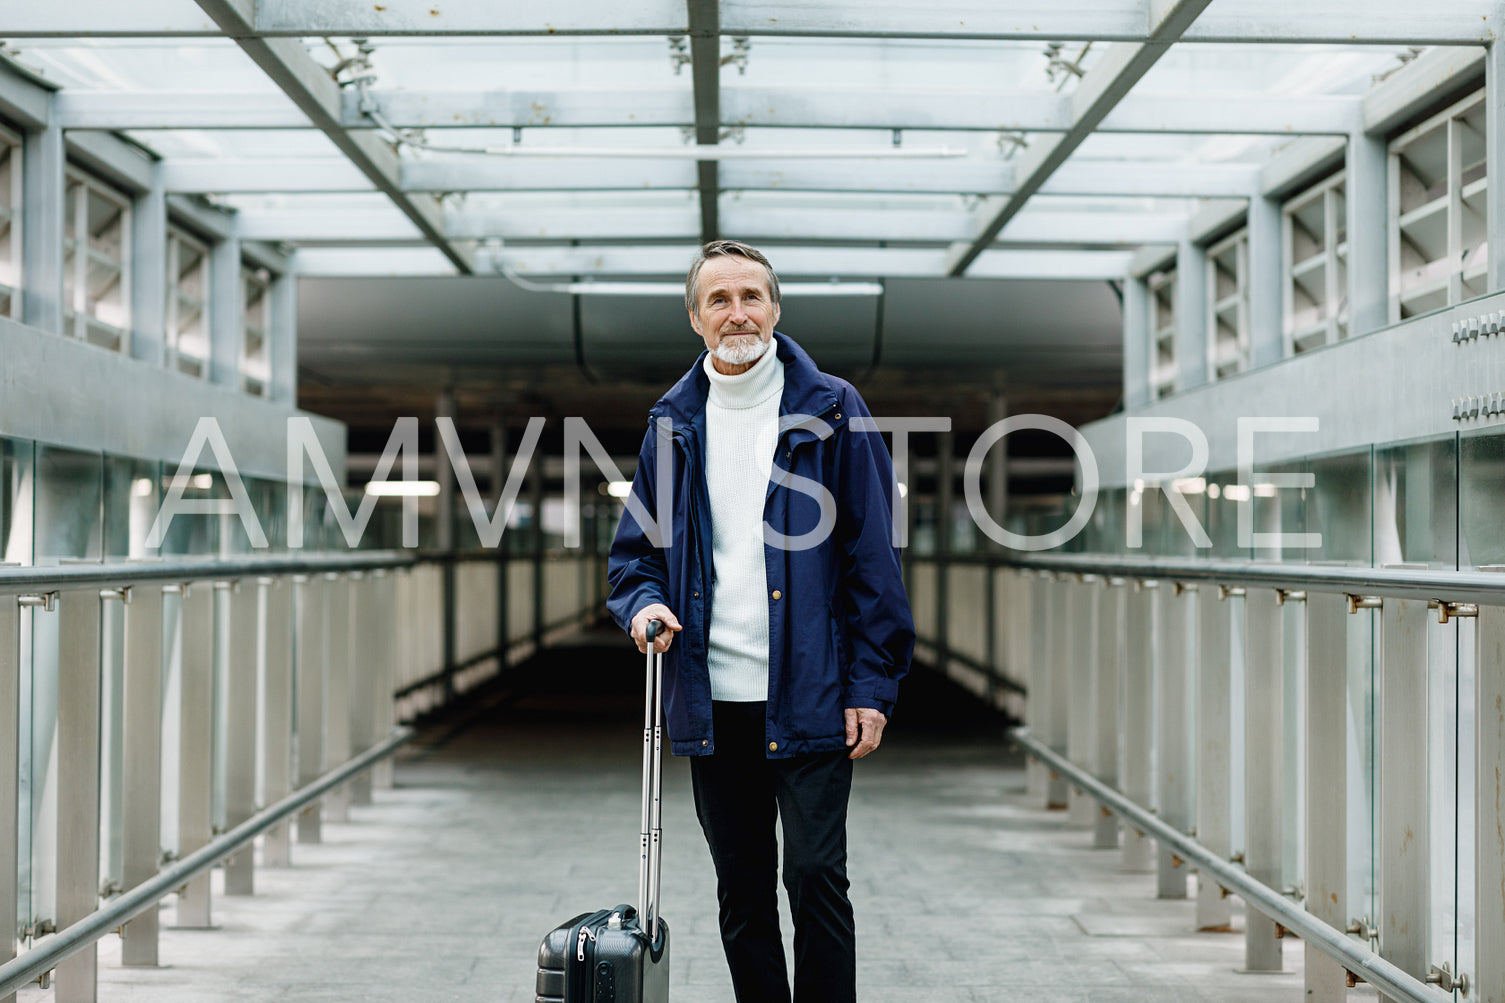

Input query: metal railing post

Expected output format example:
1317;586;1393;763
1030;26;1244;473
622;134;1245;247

1093;578;1122;849
1;599;19;1003
1156;582;1193;899
119;585;164;965
54;589;102;1003
1122;580;1155;871
223;581;258;896
294;575;324;845
1305;590;1348;1001
322;573;351;824
259;577;293;867
174;583;214;929
1243;586;1284;972
1195;582;1232;931
1378;597;1429;998
1067;576;1097;828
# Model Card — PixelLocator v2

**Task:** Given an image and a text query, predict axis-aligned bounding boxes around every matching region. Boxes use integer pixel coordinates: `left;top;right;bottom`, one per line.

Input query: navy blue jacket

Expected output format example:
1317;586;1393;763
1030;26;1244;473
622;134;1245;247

606;332;915;759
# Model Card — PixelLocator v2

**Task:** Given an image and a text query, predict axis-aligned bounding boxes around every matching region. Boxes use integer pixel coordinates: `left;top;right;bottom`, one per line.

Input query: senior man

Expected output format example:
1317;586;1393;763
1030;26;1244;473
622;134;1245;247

606;239;914;1003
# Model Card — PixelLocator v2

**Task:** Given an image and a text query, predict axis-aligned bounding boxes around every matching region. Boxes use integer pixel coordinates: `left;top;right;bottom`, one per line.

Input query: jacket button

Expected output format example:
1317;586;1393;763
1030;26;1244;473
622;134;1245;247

834;412;842;420
771;589;781;600
702;740;709;746
693;591;699;597
768;742;778;752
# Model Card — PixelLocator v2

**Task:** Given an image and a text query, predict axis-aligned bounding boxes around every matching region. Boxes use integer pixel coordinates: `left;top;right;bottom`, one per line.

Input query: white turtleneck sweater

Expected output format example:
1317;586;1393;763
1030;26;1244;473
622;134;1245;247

702;343;784;702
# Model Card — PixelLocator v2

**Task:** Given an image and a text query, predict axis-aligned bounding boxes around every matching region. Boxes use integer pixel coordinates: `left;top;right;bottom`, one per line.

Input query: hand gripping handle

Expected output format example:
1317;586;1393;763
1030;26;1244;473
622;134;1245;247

638;620;665;943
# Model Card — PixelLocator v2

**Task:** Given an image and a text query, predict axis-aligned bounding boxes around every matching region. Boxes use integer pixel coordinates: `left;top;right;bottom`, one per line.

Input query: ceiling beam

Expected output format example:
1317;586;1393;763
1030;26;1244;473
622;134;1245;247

945;0;1216;276
189;0;476;274
160;155;1258;198
689;0;720;245
8;0;1489;42
59;86;1358;136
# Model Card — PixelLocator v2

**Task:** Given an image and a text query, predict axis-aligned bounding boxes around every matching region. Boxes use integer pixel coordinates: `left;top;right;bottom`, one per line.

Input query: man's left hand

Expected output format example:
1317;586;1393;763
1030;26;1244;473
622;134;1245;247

844;707;887;760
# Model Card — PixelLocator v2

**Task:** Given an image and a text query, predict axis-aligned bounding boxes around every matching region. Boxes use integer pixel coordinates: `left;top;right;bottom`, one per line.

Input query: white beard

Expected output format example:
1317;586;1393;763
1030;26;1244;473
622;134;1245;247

711;333;771;367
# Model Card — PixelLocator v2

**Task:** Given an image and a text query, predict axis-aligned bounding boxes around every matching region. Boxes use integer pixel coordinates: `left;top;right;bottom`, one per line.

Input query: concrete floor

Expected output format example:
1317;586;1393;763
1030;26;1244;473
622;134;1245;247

22;639;1363;1002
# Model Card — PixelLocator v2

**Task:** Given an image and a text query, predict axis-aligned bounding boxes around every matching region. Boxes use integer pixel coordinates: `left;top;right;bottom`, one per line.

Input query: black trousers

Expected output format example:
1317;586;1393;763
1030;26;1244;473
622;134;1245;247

690;700;856;1003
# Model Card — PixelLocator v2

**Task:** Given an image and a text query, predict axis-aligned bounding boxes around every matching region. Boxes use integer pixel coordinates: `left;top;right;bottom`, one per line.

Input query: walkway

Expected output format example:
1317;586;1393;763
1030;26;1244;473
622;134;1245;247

25;633;1342;1002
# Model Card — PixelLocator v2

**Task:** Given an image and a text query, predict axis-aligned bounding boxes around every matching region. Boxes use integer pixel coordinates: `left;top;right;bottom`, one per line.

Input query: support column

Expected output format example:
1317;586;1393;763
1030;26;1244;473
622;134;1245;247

294;575;324;844
130;168;167;367
1047;575;1071;811
1122;581;1154;871
1476;602;1505;1003
1067;577;1097;828
492;418;510;670
120;586;164;965
1123;276;1151;409
55;590;103;1003
1173;240;1209;393
322;573;351;824
259;577;293;866
1093;579;1122;849
1195;584;1233;931
348;574;375;807
1;600;18;1003
1490;42;1505;293
935;430;953;680
223;581;257;895
208;220;243;389
1347;129;1389;333
268;261;298;404
531;449;545;651
986;387;1007;535
175;583;213;929
1247;194;1284;368
1305;592;1348;1001
1378;598;1429;998
1156;582;1192;899
1025;571;1050;801
1243;587;1284;972
21;117;65;335
436;390;458;704
371;570;397;790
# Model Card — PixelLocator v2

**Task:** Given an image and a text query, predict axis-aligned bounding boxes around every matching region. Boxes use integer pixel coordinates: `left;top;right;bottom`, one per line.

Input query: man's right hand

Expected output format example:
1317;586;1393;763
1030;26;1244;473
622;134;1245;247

631;604;682;654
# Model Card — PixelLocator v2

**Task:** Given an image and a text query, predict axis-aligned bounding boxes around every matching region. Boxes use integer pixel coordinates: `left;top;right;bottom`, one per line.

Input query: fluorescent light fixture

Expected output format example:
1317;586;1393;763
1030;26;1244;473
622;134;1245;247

501;270;883;298
1206;483;1221;499
365;479;441;497
606;481;633;499
1221;484;1251;502
1253;483;1278;498
132;478;154;497
471;144;969;160
1171;477;1206;495
164;473;214;490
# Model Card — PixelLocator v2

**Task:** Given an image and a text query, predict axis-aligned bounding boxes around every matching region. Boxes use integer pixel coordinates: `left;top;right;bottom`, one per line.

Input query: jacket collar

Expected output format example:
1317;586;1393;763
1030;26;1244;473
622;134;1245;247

650;331;838;428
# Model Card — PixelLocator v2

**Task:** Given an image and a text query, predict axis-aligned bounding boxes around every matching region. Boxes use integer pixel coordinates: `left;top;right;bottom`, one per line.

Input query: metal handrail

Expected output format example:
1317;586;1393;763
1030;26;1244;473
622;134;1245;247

915;551;1505;605
1010;728;1450;1003
0;551;419;593
0;727;414;996
0;546;597;594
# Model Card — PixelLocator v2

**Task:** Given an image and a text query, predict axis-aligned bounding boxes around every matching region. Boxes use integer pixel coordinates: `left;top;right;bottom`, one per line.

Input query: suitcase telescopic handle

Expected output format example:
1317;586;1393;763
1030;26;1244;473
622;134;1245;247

638;619;666;943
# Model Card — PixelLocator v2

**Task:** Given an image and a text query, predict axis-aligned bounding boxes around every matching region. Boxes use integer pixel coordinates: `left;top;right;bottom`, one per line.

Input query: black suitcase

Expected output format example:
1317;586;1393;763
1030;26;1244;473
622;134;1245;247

535;621;672;1003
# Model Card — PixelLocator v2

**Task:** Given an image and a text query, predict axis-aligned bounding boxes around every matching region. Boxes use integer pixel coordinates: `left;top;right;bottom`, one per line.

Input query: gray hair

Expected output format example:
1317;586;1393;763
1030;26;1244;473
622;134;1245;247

684;240;781;315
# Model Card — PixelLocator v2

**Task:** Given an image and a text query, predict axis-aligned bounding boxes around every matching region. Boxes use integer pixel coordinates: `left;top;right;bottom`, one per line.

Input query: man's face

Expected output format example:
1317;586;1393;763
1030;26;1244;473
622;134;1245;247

688;255;781;371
